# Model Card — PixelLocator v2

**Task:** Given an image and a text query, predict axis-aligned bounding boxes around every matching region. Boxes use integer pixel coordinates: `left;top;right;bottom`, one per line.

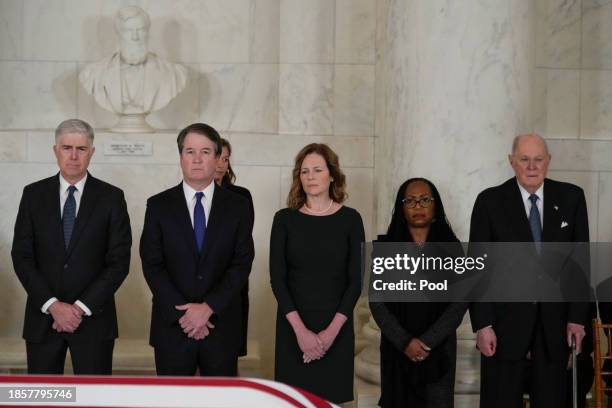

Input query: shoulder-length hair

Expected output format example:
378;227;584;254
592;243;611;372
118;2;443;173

220;138;236;186
286;143;347;209
386;177;458;242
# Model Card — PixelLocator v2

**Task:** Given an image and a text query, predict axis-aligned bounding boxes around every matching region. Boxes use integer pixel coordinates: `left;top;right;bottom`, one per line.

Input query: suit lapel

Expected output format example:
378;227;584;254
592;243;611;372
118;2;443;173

199;186;226;264
542;179;559;242
502;179;534;242
47;174;65;255
171;184;200;260
66;174;99;257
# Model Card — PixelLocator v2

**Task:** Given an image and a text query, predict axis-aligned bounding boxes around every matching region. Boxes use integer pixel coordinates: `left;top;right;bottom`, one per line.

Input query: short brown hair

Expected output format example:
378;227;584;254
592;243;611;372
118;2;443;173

286;143;347;209
176;123;222;156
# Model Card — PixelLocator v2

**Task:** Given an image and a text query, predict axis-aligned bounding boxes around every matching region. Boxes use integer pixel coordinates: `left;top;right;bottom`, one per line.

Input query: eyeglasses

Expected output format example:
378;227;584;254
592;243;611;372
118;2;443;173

402;197;435;208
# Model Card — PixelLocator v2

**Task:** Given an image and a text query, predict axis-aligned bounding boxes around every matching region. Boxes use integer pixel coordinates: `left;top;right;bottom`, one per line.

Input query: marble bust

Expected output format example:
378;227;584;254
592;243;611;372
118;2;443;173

80;6;188;132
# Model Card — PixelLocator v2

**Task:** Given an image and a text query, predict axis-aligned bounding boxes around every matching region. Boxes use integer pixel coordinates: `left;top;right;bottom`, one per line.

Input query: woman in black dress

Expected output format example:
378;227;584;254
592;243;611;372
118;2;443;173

370;178;467;408
270;143;364;405
214;138;254;358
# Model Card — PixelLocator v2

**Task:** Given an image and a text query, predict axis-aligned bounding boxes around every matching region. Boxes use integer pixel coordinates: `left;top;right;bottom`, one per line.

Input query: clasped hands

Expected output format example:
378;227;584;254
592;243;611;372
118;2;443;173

295;326;340;363
176;303;215;340
49;301;85;333
404;338;431;363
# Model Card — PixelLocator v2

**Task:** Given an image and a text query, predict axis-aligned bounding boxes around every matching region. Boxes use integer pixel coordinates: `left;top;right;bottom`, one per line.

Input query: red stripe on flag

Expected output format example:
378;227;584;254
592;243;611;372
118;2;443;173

0;375;333;407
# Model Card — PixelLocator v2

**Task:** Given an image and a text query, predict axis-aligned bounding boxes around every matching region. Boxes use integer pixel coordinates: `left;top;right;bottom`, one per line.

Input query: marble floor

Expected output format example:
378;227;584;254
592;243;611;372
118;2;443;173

355;378;480;408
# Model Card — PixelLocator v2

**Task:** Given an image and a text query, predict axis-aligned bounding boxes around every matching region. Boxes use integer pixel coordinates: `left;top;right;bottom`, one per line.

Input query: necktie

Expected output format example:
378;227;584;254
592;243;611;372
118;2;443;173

194;192;206;252
62;185;77;248
528;194;542;252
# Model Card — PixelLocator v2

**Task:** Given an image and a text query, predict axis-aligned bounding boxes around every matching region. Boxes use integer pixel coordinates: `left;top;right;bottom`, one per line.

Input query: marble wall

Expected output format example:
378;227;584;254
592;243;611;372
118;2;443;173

0;0;377;378
0;0;610;386
374;0;534;239
533;0;612;244
373;0;612;244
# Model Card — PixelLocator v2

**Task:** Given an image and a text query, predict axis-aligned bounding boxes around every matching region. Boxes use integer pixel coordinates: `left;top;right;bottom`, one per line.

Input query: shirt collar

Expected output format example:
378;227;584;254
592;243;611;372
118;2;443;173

516;179;544;203
59;173;87;194
182;180;215;202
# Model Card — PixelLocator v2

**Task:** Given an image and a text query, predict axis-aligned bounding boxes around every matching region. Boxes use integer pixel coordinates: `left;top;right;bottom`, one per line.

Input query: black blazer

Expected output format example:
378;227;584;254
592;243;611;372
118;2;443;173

11;173;132;342
222;183;254;357
140;183;254;354
469;177;589;359
225;184;254;233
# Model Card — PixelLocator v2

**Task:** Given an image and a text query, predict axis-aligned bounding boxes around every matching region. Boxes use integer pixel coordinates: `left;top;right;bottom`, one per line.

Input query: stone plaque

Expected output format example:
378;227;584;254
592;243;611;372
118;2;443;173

104;141;153;156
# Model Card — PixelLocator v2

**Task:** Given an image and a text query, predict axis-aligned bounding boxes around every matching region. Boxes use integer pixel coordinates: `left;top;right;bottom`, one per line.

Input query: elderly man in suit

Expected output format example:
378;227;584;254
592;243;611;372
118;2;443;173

140;123;254;376
11;119;132;374
469;133;589;407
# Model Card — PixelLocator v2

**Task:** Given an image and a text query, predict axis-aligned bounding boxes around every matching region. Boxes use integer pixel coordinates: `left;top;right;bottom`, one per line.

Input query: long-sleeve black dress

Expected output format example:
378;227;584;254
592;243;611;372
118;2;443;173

270;206;365;403
370;239;468;408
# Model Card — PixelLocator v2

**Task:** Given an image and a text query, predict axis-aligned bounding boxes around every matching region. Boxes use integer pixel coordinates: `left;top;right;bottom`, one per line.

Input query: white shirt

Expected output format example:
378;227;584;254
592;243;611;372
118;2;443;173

183;180;215;228
41;173;92;317
517;179;544;228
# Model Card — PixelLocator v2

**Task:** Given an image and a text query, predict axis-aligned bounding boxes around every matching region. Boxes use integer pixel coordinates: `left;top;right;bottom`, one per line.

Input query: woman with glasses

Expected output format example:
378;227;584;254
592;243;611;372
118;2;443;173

370;177;467;408
214;138;254;358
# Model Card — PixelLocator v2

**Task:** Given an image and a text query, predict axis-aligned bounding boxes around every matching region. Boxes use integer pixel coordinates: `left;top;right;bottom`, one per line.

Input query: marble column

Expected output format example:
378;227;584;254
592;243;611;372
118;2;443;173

356;0;535;406
373;0;534;237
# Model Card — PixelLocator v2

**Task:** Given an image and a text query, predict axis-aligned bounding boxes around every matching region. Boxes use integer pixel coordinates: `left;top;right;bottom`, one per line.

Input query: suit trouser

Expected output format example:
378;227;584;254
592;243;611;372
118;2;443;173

154;342;237;376
26;337;114;375
480;322;567;408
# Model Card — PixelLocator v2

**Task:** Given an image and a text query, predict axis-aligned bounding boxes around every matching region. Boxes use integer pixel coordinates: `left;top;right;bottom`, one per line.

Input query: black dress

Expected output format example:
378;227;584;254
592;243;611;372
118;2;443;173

224;183;254;357
370;238;468;408
270;206;364;403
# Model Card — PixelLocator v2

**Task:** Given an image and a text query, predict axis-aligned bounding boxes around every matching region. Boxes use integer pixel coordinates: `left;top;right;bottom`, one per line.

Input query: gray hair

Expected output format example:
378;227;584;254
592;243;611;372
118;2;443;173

511;133;549;155
114;6;151;33
54;119;95;143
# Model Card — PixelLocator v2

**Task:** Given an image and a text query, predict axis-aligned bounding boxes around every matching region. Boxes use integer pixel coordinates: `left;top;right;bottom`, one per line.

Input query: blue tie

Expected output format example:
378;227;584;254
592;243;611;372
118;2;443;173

62;185;77;248
194;192;206;252
528;194;542;252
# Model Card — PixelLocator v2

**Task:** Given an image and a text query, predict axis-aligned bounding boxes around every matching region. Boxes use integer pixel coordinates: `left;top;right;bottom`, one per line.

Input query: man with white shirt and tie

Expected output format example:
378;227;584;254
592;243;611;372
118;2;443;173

11;119;132;374
468;133;590;407
140;123;254;376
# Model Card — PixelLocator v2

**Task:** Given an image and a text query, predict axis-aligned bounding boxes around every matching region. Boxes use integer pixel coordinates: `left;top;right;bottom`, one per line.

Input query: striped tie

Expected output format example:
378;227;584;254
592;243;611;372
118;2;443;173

62;185;77;248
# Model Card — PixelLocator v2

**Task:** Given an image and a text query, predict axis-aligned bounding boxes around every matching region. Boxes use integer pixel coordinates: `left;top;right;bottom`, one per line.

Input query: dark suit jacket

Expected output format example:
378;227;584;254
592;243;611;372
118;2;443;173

11;173;132;343
469;177;589;359
140;183;254;355
224;184;254;233
223;183;254;357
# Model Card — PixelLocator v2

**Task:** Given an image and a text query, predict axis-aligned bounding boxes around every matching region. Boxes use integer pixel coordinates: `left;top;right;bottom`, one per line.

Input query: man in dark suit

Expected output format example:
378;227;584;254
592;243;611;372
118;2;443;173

11;118;132;374
469;133;589;407
140;123;254;376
